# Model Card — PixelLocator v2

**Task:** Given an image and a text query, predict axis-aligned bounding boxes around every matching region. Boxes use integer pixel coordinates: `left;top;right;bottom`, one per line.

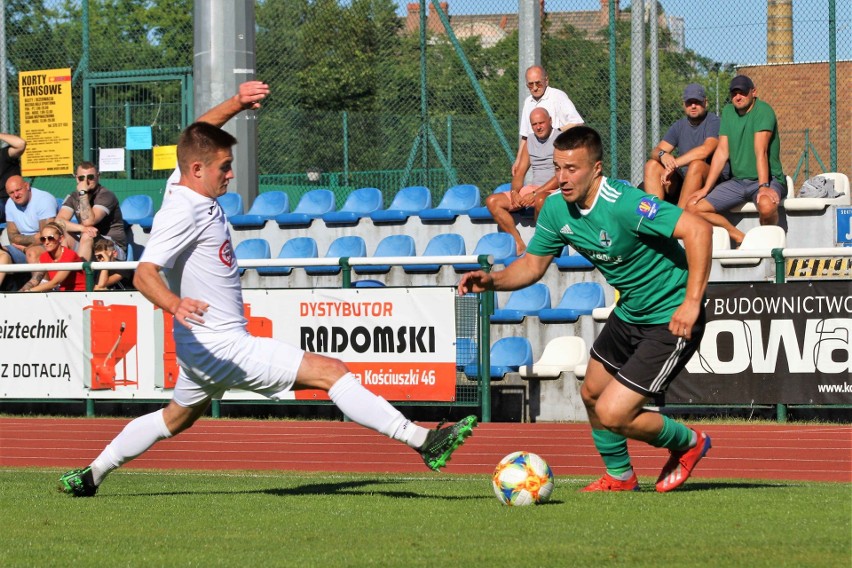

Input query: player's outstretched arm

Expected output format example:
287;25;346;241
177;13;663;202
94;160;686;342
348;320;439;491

134;262;209;329
196;80;270;128
457;252;551;295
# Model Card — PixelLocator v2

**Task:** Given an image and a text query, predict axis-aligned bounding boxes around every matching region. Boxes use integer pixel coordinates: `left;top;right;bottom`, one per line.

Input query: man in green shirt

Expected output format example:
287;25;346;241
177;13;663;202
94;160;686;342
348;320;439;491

458;126;714;492
686;75;786;246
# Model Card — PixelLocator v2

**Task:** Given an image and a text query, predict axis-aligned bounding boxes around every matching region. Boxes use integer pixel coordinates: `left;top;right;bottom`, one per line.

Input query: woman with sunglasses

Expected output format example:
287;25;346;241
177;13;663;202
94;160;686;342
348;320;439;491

25;221;87;292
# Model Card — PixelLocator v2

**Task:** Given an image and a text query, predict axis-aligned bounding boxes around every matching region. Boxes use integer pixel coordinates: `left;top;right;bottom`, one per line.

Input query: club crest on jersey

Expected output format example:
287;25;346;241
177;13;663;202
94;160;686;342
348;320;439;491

637;198;659;220
599;230;612;247
219;240;234;267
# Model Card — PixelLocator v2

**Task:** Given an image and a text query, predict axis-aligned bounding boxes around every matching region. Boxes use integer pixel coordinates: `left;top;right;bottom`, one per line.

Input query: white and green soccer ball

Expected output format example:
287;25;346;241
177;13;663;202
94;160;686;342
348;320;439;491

492;451;554;506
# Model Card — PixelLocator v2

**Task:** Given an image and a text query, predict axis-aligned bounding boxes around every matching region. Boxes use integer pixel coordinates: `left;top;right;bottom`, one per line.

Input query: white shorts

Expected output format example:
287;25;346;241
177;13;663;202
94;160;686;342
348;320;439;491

172;331;305;407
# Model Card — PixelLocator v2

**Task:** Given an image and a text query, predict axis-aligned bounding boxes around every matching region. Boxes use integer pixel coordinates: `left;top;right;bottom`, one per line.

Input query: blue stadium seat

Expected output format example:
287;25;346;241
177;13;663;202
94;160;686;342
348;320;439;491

402;233;465;274
456;337;478;370
217;192;244;218
464;336;534;380
418;184;480;221
370;185;431;223
468;182;512;220
351;279;386;288
354;234;416;275
322;187;383;224
257;237;318;276
553;246;594;270
305;235;367;276
275;189;336;227
120;195;155;231
230;191;290;229
538;282;606;323
490;283;552;324
233;238;271;276
453;232;516;272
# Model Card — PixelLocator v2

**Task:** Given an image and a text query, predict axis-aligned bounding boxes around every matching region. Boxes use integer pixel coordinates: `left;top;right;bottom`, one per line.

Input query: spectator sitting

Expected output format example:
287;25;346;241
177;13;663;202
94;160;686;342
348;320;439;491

487;107;559;255
93;237;131;290
4;174;58;291
686;75;786;246
56;162;127;261
0;247;11;290
643;83;730;207
25;221;87;292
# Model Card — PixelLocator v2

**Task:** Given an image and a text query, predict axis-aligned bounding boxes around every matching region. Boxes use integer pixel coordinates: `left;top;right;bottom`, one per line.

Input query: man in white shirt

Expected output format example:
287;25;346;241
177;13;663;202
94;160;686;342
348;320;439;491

58;82;476;498
513;65;584;176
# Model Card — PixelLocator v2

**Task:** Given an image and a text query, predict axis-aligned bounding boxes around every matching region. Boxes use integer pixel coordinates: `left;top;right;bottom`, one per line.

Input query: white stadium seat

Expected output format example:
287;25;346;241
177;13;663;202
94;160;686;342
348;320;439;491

519;336;588;380
720;225;786;267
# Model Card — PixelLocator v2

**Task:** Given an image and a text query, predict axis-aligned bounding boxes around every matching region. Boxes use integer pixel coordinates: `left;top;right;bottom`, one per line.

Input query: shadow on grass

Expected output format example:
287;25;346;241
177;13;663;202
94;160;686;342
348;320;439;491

113;478;493;501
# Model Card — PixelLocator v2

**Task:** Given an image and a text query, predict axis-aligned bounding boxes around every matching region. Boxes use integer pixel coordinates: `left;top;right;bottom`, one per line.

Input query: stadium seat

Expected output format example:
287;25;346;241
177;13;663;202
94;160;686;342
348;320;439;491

230;191;290;229
217;192;244;218
351;279;386;288
453;232;516;272
275;189;336;227
490;283;551;323
468;183;512;220
554;246;594;270
233;238;271;275
538;281;606;323
418;184;480;221
519;336;588;379
354;234;416;275
322;187;383;224
720;225;786;267
785;172;850;211
305;235;367;276
464;336;534;380
257;236;318;276
120;194;155;230
402;233;466;274
712;226;731;253
370;185;431;223
455;337;478;370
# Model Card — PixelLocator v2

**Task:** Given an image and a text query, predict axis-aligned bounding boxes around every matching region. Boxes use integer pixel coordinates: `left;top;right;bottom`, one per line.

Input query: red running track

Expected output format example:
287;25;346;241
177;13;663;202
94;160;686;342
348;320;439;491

1;418;850;483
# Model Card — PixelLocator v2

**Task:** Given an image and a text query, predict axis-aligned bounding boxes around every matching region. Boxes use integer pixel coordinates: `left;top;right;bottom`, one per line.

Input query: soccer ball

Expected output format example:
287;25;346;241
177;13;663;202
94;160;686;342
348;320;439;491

492;451;554;506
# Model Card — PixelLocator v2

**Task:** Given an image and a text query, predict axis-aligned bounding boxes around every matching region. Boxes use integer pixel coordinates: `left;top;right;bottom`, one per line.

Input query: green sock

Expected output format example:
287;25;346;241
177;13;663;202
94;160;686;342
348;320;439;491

591;429;632;477
650;416;695;451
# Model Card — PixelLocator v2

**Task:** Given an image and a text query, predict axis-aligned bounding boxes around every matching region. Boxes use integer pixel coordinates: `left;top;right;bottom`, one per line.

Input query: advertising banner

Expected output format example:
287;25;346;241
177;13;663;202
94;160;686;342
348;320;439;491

0;288;457;402
669;281;852;405
18;68;74;176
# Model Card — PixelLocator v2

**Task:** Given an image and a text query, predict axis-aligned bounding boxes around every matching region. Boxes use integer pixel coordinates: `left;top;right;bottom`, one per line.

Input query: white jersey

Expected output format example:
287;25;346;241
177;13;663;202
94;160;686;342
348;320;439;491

519;87;583;139
140;183;247;344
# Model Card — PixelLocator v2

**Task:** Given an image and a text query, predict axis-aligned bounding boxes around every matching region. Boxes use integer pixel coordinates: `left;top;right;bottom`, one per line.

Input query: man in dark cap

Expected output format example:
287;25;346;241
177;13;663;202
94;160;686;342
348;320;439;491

644;83;728;207
686;75;786;246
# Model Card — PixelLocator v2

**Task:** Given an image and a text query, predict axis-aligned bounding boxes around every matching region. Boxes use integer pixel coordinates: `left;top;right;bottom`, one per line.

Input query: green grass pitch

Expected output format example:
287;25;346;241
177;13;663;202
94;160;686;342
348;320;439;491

1;469;849;567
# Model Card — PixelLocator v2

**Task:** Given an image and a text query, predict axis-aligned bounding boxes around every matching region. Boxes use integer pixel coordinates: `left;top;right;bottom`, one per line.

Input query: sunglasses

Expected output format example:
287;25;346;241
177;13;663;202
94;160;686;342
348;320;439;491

526;80;544;88
77;174;96;182
39;234;59;243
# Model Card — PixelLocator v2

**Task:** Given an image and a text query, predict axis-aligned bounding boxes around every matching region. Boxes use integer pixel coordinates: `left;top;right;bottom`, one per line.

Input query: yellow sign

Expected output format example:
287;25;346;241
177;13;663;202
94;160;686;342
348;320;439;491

152;145;177;170
19;68;74;176
786;257;852;280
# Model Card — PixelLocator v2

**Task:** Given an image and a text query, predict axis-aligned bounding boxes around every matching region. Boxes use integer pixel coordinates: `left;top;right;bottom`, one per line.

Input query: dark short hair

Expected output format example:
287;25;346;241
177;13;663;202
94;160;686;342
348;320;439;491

553;126;603;163
177;122;237;172
77;161;97;172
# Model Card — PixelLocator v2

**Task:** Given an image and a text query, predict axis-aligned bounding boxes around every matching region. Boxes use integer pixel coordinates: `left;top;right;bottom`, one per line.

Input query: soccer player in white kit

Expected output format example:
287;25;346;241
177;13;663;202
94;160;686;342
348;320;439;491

59;82;476;497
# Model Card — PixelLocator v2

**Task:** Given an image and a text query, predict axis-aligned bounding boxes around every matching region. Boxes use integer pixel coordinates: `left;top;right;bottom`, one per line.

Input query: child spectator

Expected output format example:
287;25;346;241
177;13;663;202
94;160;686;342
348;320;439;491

93;237;130;290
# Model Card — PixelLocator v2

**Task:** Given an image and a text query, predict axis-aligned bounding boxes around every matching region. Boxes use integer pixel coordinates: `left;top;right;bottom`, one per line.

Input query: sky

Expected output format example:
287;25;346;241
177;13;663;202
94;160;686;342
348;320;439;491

398;0;851;65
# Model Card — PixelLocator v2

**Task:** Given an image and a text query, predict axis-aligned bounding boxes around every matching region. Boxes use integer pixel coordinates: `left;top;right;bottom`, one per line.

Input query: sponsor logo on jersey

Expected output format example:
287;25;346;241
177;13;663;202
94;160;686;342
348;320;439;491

560;224;574;235
219;240;234;267
637;198;659;219
599;230;612;247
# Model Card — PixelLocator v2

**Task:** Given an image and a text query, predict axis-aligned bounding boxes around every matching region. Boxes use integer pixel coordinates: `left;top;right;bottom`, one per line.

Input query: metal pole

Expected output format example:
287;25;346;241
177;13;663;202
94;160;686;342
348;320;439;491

518;0;541;135
419;0;428;185
630;0;646;186
342;111;349;186
649;0;659;146
0;0;7;134
193;0;258;205
828;0;837;171
609;0;618;177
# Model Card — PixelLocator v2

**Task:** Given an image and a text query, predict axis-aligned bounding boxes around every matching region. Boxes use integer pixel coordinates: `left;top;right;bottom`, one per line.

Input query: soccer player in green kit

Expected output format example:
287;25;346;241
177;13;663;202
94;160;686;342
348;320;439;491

458;126;714;492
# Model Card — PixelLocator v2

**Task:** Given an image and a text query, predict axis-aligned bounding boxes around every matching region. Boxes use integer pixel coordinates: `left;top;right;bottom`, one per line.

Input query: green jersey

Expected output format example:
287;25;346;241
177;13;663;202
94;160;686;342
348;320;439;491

527;177;687;324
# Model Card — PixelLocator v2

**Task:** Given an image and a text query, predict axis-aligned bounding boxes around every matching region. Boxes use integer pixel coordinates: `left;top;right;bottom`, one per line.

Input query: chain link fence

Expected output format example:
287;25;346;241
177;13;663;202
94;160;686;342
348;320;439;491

3;1;849;202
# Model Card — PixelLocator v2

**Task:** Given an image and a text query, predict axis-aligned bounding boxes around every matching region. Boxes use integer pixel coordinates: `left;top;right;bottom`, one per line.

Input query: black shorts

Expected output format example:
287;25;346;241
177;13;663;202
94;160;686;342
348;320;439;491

590;309;706;398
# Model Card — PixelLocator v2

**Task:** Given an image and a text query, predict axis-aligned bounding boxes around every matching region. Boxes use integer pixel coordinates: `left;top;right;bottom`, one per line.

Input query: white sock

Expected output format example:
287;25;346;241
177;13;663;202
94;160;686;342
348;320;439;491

90;408;173;485
327;373;429;449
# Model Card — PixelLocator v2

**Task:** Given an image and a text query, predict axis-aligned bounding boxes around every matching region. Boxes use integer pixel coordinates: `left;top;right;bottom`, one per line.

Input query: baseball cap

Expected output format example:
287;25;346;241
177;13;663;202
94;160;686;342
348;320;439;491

682;83;705;101
729;75;755;93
